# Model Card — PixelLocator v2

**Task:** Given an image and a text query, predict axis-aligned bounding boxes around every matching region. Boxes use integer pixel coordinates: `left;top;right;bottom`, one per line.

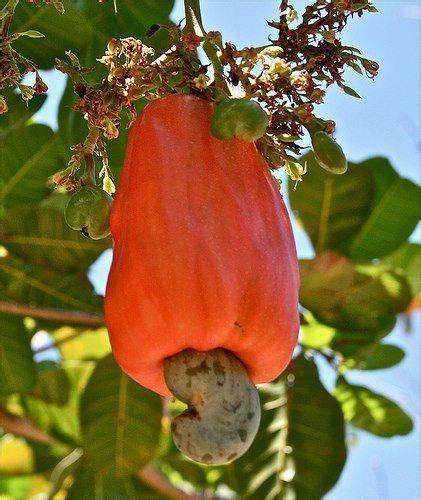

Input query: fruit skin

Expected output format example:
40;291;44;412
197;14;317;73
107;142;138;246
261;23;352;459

105;94;299;396
211;98;269;142
311;131;348;175
64;186;113;240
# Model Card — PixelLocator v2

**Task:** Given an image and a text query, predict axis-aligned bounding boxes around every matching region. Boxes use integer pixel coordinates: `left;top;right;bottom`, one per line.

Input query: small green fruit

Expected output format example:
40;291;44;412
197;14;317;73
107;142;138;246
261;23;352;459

64;186;113;240
211;98;269;142
311;131;348;175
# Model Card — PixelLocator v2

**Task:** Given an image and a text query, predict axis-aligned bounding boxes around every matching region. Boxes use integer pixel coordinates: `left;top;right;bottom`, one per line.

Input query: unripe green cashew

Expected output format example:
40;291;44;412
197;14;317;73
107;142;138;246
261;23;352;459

164;348;261;465
311;131;348;175
64;186;113;240
211;98;269;142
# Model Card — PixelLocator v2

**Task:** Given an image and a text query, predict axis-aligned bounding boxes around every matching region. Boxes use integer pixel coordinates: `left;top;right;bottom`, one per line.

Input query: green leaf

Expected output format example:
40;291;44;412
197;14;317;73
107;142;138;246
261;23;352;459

67;463;137;500
11;1;93;68
226;356;346;498
30;361;71;406
340;343;405;371
348;158;420;260
80;355;162;474
15;29;45;38
341;84;362;98
0;124;60;217
289;153;374;253
0;255;103;312
0;91;46;139
0;314;36;396
300;252;412;332
0;205;111;273
335;380;413;437
383;243;421;296
300;313;336;349
52;326;111;361
24;361;94;444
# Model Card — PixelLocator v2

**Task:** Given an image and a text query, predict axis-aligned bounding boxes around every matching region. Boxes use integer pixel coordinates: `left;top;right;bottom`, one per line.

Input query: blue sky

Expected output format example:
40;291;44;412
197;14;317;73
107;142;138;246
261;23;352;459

34;1;420;498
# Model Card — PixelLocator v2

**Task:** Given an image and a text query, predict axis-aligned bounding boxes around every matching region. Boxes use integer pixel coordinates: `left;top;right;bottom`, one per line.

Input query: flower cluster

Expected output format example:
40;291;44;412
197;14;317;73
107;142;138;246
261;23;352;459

53;0;378;189
0;0;52;114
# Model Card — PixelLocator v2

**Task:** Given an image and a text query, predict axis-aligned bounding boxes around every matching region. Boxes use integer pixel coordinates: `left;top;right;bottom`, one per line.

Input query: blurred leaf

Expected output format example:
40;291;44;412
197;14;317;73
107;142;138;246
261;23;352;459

226;356;346;498
0;314;36;396
0;124;60;216
300;252;412;332
0;473;50;498
340;343;405;371
335;380;413;437
30;361;71;406
53;326;111;360
348;158;420;260
67;463;137;500
300;313;336;349
24;362;94;444
289;153;373;253
48;447;84;499
80;355;162;474
11;1;93;68
0;205;111;273
0;91;46;138
0;435;34;475
0;256;103;312
383;242;421;296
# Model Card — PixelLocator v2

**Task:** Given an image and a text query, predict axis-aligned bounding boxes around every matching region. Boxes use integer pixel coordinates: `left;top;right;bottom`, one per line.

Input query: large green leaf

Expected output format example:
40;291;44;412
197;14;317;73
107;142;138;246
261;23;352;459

0;124;60;216
226;356;346;499
289;152;374;253
0;255;103;312
0;314;36;396
80;354;162;474
0;91;46;139
289;155;419;260
0;205;110;273
11;1;93;68
348;158;420;260
335;380;413;437
300;252;412;332
66;463;139;500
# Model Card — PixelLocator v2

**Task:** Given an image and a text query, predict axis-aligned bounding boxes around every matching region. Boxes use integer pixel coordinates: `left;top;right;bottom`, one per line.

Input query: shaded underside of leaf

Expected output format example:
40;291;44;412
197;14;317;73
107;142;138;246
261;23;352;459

335;380;413;437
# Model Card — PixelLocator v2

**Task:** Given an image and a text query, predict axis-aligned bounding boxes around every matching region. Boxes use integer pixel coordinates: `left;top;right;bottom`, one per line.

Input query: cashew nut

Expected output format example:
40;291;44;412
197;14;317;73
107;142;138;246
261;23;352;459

164;348;261;465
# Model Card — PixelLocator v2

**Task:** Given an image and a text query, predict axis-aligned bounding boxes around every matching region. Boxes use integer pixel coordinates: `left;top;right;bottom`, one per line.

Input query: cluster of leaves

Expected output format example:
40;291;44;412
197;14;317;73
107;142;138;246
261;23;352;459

0;0;419;498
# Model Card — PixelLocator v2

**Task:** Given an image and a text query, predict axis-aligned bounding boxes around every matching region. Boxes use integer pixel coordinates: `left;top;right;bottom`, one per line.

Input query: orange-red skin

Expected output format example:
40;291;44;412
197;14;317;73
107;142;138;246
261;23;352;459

105;94;299;396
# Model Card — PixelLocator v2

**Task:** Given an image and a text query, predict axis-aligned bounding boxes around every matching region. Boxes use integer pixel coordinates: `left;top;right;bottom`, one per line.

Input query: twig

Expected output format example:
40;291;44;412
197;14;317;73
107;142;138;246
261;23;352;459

0;407;200;499
137;466;202;499
0;300;106;326
0;407;55;445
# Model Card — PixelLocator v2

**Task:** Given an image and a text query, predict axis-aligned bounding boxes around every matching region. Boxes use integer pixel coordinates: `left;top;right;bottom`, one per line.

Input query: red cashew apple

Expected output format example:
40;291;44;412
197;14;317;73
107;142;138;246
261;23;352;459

105;93;299;464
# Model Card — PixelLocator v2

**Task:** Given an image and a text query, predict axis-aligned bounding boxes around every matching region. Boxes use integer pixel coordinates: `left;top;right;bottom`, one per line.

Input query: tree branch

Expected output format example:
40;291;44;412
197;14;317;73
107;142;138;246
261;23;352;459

0;300;105;326
0;407;200;499
0;407;55;445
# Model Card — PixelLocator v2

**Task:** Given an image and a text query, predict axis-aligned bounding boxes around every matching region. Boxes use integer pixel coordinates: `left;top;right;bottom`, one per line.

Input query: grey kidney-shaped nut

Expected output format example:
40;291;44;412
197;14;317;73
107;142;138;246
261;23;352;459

164;348;261;465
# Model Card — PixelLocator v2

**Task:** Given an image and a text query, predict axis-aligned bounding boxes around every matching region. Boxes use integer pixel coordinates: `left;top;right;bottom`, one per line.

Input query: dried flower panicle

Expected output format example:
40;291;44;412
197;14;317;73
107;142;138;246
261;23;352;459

51;0;378;189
